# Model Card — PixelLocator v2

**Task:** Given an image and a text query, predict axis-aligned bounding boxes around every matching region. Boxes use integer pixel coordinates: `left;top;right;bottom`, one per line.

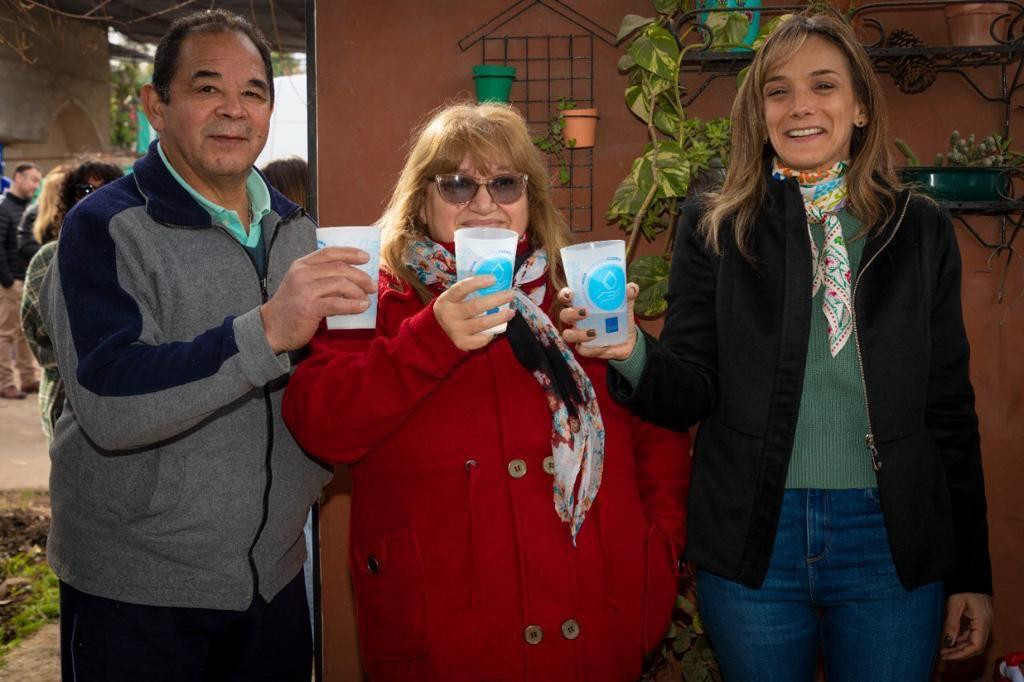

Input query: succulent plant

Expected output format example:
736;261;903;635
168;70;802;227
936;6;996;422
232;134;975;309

896;132;1024;168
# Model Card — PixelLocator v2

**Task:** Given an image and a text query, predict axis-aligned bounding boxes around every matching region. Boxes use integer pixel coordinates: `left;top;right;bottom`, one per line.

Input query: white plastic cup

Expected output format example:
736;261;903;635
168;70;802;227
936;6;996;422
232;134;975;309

315;226;381;330
560;239;629;347
454;227;518;334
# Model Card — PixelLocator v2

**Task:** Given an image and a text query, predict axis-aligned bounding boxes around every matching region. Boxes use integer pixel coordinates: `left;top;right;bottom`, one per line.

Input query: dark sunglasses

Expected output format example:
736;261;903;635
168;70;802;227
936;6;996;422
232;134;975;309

433;173;527;205
73;183;97;200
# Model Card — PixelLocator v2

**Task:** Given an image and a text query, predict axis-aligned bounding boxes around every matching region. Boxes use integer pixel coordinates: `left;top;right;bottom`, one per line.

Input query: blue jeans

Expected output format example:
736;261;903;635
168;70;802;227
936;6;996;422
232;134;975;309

697;488;944;682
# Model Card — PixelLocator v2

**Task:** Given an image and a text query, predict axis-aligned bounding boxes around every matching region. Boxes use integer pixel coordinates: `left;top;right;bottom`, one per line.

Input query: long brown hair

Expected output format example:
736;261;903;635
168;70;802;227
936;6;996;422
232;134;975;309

701;13;901;258
379;102;570;307
32;165;70;245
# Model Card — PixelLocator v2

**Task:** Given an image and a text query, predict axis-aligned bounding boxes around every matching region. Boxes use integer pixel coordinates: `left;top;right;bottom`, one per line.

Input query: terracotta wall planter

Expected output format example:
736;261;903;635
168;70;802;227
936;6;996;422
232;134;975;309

561;108;598;148
944;2;1011;46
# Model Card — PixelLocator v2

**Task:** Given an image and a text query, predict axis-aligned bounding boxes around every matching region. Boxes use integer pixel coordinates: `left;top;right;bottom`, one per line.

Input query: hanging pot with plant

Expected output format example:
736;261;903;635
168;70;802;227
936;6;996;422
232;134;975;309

896;131;1021;201
473;64;517;103
533;98;583;185
699;0;762;50
561;107;599;149
944;2;1012;47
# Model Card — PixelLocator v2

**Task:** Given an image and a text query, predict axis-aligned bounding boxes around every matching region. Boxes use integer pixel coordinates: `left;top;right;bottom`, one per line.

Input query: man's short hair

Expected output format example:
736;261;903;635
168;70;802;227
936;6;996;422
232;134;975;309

13;163;38;176
152;9;275;105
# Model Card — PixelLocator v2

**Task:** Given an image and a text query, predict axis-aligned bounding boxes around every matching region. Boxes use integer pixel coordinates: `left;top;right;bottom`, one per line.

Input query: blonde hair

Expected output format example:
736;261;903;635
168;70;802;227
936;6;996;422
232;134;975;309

379;102;571;308
33;165;71;245
700;13;901;258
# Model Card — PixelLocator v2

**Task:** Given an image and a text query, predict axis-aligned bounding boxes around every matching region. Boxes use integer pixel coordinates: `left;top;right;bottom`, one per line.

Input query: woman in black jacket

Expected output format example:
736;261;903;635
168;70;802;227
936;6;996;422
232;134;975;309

562;13;991;681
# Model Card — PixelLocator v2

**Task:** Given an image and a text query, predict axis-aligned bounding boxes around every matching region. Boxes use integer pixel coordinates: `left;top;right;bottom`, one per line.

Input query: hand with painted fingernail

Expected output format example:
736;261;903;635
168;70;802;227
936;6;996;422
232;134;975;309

939;592;993;661
557;283;640;360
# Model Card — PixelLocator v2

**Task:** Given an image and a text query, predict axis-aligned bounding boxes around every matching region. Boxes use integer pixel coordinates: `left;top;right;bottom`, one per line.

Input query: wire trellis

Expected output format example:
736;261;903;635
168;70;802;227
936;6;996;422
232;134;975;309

482;34;594;233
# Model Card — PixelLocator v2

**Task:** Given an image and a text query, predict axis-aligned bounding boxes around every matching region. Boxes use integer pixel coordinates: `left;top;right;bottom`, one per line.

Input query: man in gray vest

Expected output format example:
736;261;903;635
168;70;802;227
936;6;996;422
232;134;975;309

41;10;372;681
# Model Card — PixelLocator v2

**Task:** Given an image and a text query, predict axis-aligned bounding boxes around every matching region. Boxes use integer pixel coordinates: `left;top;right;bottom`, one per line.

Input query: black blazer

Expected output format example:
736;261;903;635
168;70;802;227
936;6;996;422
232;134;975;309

611;173;992;595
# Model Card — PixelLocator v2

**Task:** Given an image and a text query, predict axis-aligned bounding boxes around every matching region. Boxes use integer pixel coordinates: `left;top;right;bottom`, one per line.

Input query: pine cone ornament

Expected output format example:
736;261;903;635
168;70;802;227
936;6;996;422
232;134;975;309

886;29;936;94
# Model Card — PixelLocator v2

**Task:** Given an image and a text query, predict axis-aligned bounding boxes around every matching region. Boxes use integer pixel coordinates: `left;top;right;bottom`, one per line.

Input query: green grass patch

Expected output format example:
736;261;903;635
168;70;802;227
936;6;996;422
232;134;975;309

0;552;60;666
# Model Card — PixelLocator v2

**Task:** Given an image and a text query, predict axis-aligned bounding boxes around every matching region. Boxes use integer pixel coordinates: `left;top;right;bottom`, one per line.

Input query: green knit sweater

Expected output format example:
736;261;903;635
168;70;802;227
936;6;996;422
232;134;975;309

611;210;876;488
785;210;875;489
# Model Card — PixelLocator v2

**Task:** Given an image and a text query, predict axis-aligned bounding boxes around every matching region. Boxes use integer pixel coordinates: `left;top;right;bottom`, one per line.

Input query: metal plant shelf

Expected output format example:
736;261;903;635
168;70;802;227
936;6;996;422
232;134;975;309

673;1;1024;106
943;201;1024;303
942;200;1024;214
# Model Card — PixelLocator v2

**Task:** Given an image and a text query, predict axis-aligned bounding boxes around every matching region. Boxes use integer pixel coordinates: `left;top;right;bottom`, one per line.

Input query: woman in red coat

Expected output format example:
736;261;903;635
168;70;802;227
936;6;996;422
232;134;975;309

283;102;689;681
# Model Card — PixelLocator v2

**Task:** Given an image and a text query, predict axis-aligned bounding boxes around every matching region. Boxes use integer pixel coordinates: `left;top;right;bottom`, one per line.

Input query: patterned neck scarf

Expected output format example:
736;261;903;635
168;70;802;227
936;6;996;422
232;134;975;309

405;238;605;544
772;159;854;357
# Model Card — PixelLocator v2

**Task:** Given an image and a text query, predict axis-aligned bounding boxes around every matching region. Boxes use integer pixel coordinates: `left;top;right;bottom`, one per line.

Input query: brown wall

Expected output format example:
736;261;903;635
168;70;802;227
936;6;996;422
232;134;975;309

315;2;1023;679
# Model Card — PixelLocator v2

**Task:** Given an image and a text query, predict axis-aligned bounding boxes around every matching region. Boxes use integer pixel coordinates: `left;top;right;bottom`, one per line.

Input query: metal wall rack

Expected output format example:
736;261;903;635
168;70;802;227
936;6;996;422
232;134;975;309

480;34;595;233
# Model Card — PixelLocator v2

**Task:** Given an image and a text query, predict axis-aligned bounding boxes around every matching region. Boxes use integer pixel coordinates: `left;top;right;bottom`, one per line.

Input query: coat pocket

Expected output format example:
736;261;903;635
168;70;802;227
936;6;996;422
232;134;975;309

102;448;185;524
351;527;429;661
643;524;681;653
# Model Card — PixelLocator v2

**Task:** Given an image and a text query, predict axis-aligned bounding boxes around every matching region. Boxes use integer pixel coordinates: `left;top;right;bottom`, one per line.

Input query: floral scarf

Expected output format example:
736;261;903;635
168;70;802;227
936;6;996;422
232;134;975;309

772;159;854;356
405;238;605;544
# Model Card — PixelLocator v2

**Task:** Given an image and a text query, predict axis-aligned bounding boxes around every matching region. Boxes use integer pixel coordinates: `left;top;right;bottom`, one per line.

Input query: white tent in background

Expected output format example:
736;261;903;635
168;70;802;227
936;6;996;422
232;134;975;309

256;74;308;167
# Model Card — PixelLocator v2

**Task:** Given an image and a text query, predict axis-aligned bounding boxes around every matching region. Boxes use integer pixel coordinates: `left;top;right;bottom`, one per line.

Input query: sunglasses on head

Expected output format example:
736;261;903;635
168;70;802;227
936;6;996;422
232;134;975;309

73;183;97;200
433;173;527;206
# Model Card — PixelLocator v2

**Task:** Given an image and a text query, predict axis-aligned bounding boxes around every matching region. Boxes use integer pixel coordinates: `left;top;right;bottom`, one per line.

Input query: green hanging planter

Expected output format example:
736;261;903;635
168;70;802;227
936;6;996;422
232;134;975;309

473;65;516;103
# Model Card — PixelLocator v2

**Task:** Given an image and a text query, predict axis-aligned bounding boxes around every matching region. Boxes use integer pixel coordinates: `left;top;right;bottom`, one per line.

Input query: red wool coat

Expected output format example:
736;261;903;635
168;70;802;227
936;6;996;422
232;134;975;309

284;273;691;681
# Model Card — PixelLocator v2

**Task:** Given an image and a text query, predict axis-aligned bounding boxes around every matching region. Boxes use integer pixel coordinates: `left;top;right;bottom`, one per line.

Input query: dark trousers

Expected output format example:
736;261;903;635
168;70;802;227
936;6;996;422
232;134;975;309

59;570;312;682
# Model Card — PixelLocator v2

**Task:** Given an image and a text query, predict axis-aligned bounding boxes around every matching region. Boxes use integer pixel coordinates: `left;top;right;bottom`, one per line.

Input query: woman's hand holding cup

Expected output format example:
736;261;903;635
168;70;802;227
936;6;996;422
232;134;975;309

558;283;640;360
434;276;516;351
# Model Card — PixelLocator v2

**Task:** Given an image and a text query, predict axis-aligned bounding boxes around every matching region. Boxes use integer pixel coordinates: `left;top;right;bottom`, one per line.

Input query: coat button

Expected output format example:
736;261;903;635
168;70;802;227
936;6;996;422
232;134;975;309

561;619;580;640
523;624;543;645
542;456;555;475
507;459;527;478
366;555;381;574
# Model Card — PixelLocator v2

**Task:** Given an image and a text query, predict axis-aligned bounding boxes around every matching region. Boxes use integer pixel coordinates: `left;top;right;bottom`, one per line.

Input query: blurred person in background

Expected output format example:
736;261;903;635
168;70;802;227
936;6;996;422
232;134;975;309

20;161;124;441
1;162;42;399
262;157;309;208
16;163;71;267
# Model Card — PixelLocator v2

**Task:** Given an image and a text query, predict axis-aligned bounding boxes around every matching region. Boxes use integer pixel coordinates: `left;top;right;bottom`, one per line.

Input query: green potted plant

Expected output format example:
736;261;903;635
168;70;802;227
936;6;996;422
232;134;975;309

896;131;1022;201
609;2;744;317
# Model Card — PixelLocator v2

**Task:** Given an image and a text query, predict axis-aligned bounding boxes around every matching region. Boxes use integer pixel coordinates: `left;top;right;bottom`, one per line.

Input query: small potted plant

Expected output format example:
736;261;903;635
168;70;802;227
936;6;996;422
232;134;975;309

533;98;589;185
561;103;599;149
473;64;517;103
896;131;1022;201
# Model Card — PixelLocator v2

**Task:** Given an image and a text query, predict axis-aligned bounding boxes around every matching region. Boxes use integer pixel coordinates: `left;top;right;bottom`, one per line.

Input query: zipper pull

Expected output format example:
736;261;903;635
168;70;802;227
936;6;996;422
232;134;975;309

260;276;268;298
866;433;881;472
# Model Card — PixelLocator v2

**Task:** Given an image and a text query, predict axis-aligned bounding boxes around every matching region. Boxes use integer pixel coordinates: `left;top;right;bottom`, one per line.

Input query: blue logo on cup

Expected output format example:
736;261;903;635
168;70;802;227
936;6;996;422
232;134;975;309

586;264;626;311
474;258;513;296
316;239;326;248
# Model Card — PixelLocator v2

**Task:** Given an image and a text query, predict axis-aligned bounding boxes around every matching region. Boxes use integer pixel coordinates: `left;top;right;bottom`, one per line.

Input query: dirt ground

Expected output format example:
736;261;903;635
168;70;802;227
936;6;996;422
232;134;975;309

0;624;59;682
0;476;59;680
